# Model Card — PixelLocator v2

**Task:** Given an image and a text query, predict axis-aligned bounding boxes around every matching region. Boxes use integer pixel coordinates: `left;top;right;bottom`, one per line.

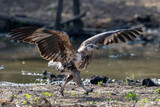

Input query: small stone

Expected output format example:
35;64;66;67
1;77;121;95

90;75;109;84
142;78;156;87
42;70;47;76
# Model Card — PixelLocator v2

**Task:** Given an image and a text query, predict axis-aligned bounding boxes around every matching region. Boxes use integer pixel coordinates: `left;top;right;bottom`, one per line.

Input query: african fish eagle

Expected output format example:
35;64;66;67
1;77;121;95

9;27;143;96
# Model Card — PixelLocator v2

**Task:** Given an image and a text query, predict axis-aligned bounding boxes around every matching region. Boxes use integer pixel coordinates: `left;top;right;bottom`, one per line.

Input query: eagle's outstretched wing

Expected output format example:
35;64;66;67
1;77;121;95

9;27;76;62
79;28;143;47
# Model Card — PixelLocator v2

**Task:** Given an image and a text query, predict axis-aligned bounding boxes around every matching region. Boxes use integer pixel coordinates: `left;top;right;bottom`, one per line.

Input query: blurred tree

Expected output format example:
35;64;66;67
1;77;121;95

55;0;63;30
72;0;84;34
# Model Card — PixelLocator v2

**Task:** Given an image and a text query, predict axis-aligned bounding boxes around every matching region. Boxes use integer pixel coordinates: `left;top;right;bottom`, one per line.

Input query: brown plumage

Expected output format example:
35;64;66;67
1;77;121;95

9;27;143;96
9;27;76;62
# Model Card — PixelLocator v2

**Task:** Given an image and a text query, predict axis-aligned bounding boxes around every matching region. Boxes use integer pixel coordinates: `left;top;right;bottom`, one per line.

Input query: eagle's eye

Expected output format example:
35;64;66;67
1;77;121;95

90;45;93;48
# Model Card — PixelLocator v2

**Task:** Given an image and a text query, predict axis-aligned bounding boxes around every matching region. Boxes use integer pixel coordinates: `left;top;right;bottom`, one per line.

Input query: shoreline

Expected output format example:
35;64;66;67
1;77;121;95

1;78;160;106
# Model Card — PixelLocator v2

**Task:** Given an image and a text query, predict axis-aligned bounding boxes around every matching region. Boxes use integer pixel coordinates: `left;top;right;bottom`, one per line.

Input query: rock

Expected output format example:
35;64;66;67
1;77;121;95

107;79;116;83
49;74;57;82
48;74;66;82
149;78;160;86
42;70;47;76
42;76;47;80
90;75;109;84
126;78;134;83
83;78;91;85
56;74;65;79
50;74;56;78
142;78;156;87
41;72;66;83
136;80;141;83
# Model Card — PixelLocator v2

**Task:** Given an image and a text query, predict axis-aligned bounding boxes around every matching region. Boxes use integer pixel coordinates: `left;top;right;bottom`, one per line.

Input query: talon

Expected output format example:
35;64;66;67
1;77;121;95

85;88;94;95
85;91;89;95
60;85;64;96
60;90;64;96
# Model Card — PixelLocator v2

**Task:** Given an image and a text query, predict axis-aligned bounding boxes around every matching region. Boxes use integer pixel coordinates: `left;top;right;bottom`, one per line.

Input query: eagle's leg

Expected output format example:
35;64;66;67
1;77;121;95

60;75;73;96
73;70;93;95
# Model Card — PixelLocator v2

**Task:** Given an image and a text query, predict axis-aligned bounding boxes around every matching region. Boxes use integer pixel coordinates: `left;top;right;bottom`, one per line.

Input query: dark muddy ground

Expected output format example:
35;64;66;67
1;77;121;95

1;81;160;107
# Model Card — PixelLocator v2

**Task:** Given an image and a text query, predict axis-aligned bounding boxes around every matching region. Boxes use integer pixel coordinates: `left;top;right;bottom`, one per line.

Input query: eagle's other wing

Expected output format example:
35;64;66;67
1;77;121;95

79;28;143;47
9;27;76;62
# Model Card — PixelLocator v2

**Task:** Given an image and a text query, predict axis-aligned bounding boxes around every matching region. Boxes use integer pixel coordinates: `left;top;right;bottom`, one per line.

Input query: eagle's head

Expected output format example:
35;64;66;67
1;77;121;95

78;44;99;53
86;44;99;51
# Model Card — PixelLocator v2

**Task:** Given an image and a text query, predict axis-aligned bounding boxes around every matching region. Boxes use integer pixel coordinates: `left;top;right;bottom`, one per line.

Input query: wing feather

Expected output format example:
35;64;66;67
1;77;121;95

125;31;136;38
113;35;118;43
9;27;76;62
79;28;143;48
117;34;126;42
121;32;132;41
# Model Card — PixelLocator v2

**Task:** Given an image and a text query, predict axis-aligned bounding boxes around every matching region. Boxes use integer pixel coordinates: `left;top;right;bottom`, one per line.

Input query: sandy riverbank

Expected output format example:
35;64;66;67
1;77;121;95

1;81;160;107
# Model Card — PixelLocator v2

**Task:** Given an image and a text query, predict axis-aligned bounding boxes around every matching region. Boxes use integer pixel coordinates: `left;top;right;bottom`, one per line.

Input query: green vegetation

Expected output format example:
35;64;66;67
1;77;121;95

97;92;101;96
125;79;129;85
43;92;52;97
106;99;118;102
81;91;84;94
125;91;138;101
98;80;103;86
106;91;112;97
25;94;31;100
154;89;160;94
73;91;76;96
131;74;134;80
23;101;27;104
35;97;40;102
138;98;150;103
89;101;94;104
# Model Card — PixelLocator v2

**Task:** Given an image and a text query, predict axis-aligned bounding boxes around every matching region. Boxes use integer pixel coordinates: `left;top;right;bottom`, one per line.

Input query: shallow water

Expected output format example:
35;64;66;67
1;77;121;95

0;45;160;83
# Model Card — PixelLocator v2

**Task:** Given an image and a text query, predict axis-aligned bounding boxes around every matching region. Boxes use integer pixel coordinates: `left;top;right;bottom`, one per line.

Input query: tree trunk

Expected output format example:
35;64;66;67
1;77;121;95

55;0;63;30
72;0;84;34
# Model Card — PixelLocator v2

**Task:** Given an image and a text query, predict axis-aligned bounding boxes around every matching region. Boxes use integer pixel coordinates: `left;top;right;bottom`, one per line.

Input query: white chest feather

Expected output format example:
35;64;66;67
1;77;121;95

74;53;82;68
48;61;64;71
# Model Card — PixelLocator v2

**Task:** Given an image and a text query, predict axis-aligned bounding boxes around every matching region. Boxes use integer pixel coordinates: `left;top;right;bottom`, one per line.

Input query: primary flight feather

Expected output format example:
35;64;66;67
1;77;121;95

9;27;143;95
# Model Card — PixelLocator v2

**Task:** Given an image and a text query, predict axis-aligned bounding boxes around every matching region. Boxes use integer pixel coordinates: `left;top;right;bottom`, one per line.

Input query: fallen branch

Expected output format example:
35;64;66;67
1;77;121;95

0;14;52;27
0;13;86;28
